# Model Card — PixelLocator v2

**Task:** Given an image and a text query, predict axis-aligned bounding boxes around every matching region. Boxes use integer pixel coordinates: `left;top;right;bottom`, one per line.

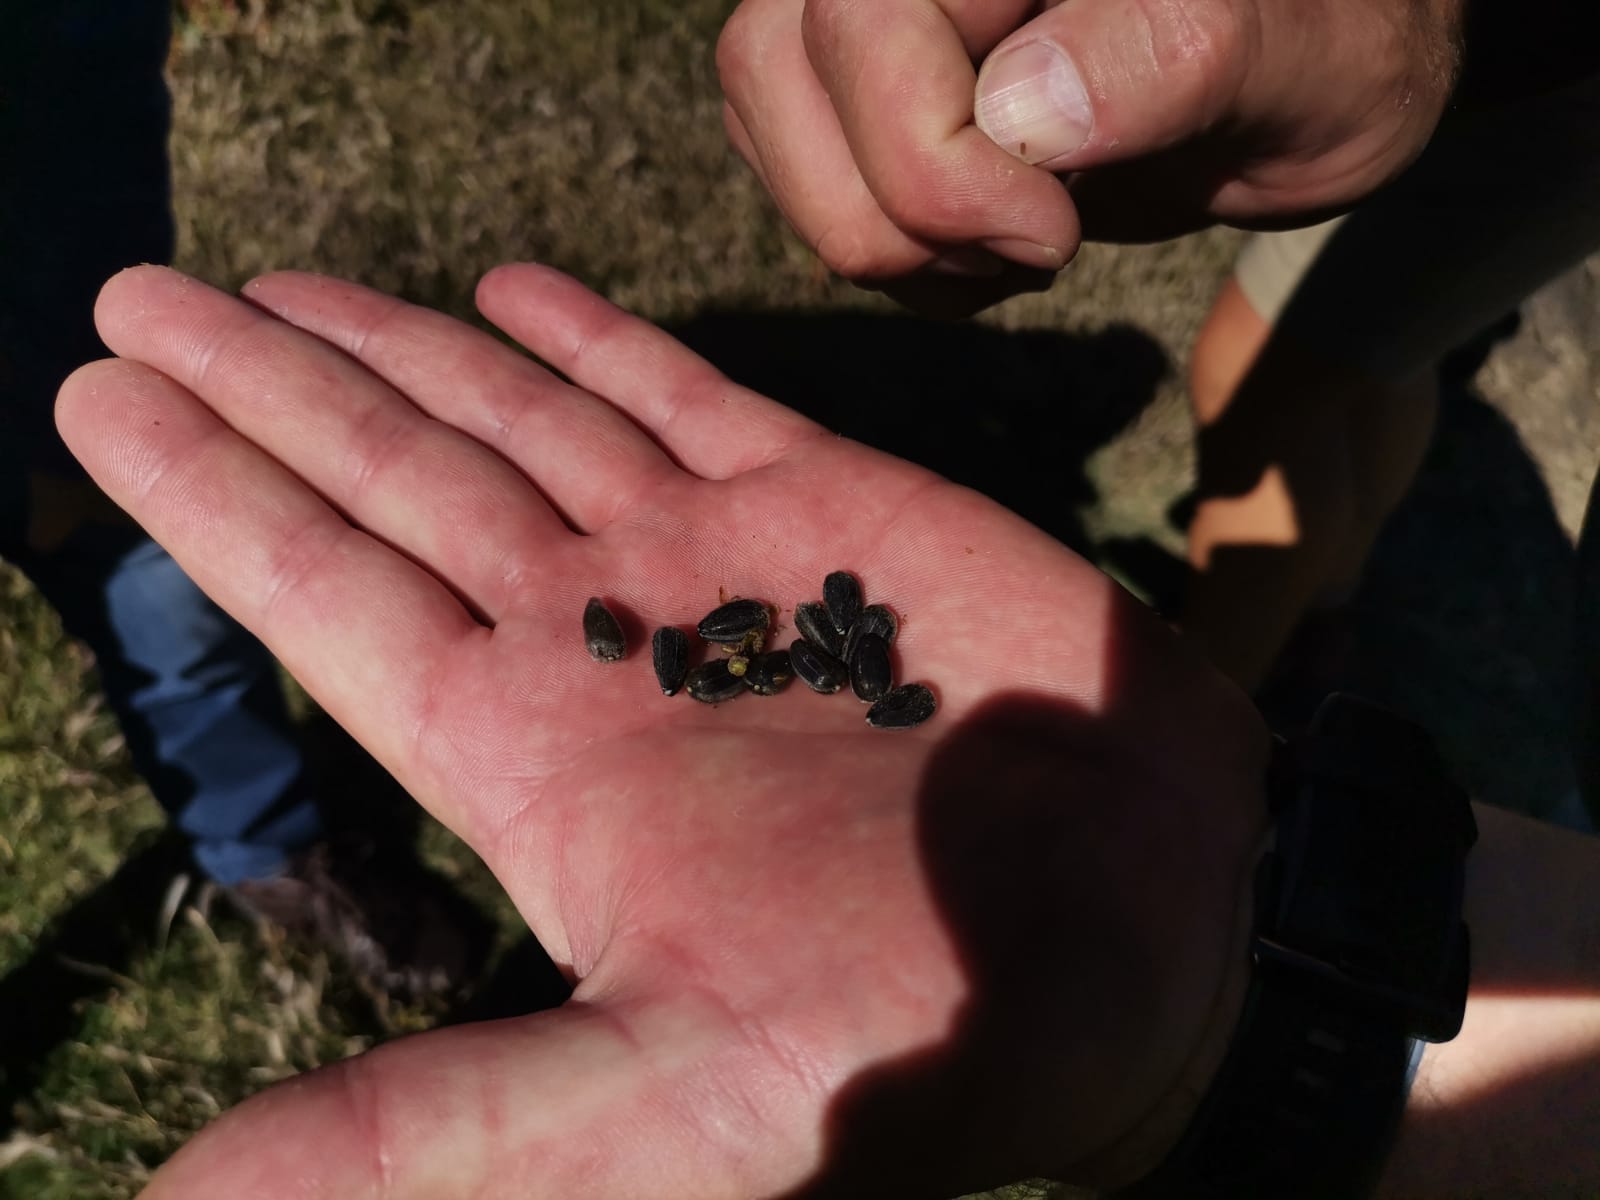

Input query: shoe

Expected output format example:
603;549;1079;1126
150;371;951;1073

224;839;490;1001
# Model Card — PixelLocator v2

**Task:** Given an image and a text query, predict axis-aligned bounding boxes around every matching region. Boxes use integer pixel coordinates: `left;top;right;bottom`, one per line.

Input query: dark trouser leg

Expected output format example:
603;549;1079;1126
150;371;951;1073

1;0;323;883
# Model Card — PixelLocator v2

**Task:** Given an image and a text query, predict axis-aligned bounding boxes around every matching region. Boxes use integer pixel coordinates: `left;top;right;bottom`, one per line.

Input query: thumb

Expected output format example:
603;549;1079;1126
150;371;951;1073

973;0;1248;172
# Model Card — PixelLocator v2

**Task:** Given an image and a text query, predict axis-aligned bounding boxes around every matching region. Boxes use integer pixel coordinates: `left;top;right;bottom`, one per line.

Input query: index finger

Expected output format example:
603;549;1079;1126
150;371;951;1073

801;0;1079;268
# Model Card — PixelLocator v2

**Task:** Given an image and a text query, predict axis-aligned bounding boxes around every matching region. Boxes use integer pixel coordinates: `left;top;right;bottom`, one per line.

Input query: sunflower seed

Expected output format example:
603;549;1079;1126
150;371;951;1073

651;627;689;696
794;601;844;658
865;683;937;729
685;660;745;704
823;571;862;635
582;598;627;663
743;649;793;696
849;632;892;703
790;639;848;694
844;603;898;661
698;598;772;644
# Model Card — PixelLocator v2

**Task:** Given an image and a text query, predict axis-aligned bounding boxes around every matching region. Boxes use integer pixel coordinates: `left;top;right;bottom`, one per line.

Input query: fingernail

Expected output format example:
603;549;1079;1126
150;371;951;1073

981;236;1068;272
975;40;1092;165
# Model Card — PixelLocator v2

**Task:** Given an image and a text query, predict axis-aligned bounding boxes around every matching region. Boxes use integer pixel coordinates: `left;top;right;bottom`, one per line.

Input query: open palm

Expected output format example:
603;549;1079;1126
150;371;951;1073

61;264;1269;1198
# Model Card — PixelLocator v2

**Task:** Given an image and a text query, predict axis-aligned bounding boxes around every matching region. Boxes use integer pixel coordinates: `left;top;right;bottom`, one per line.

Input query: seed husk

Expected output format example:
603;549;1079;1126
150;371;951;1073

790;639;848;694
849;632;893;703
583;597;627;663
685;660;745;704
844;603;898;662
794;601;844;658
866;683;937;729
743;649;793;696
651;627;689;696
823;571;862;635
698;598;772;644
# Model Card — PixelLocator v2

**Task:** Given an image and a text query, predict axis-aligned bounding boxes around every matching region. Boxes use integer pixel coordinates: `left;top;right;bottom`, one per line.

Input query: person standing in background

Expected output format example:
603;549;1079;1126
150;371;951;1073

0;0;468;994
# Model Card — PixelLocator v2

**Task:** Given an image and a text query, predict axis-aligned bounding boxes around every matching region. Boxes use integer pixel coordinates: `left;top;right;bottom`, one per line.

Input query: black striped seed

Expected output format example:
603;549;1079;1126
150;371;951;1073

865;684;936;729
849;632;893;703
790;639;847;694
698;598;772;644
651;627;689;696
794;601;844;658
823;572;862;635
582;598;627;663
685;660;745;704
844;603;898;662
743;650;793;696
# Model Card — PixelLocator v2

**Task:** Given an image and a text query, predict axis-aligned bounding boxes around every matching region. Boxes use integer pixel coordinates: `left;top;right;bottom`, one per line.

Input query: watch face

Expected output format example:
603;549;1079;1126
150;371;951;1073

1263;696;1475;1038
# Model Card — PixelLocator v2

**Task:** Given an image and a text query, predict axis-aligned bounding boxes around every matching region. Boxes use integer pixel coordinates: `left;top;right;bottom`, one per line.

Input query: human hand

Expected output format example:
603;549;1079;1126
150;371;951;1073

717;0;1463;311
61;264;1269;1197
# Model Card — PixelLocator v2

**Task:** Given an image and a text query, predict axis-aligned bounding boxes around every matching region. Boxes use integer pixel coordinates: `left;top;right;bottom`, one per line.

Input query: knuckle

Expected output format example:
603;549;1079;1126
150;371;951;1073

716;0;799;95
813;223;896;280
798;0;852;66
1133;0;1250;107
714;4;763;92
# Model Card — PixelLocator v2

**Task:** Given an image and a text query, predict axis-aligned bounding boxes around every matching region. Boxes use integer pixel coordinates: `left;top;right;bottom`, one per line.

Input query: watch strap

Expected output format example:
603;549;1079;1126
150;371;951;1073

1116;956;1419;1198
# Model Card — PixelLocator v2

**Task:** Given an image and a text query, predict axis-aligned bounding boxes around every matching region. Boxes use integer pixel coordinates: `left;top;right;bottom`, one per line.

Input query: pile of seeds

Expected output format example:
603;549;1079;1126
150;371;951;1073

580;571;937;729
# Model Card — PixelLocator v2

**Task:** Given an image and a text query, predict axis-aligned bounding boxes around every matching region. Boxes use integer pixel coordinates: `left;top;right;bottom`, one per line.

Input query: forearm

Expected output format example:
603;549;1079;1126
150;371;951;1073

1376;804;1600;1198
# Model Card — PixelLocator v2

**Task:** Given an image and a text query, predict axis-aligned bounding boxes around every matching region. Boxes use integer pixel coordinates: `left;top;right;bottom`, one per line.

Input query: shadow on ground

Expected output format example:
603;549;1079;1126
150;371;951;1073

0;828;192;1135
669;310;1171;558
1340;352;1592;827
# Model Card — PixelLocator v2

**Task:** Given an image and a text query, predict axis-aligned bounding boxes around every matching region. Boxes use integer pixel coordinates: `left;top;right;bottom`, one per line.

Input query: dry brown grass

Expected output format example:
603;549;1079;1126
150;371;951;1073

3;0;1593;1195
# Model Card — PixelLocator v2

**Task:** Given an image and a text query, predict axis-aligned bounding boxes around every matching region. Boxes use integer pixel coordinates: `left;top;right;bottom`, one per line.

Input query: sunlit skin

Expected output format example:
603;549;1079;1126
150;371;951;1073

56;264;1273;1198
716;0;1463;311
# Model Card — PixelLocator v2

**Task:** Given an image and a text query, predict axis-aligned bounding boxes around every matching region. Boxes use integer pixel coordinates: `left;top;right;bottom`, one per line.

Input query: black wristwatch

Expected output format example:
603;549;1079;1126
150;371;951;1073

1116;694;1477;1199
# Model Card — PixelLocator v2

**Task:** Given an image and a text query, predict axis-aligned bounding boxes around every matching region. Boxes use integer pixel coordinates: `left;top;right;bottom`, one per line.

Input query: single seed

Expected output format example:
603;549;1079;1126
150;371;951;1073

743;649;793;696
823;571;862;635
849;632;893;703
794;601;844;658
844;603;898;661
866;683;937;729
686;660;745;704
790;639;848;694
698;598;772;644
651;627;689;696
582;597;626;663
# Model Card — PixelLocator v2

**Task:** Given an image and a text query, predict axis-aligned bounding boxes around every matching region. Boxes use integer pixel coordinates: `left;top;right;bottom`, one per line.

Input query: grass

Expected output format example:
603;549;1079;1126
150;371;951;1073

6;0;1588;1195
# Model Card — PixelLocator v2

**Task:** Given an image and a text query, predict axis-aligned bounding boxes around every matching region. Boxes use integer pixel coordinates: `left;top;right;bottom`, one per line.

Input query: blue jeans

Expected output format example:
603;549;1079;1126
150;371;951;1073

9;526;323;884
1;0;322;884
